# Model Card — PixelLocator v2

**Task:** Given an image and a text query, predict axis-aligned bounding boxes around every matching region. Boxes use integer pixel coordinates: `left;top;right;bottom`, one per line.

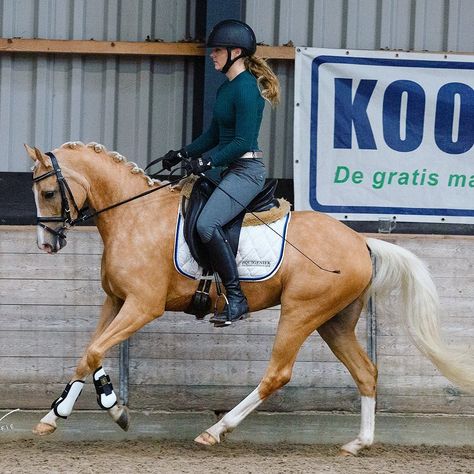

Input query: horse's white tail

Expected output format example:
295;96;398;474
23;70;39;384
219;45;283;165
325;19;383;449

366;237;474;394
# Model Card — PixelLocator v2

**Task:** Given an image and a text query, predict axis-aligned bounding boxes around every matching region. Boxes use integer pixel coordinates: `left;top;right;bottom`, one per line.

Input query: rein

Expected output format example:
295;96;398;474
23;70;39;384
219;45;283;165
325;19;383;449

69;174;182;226
33;152;182;236
34;152;339;275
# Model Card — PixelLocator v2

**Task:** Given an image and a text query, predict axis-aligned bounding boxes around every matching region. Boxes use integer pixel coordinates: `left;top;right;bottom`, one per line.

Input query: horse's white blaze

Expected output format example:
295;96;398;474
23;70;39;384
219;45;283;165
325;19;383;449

341;396;375;454
205;386;263;442
32;184;46;248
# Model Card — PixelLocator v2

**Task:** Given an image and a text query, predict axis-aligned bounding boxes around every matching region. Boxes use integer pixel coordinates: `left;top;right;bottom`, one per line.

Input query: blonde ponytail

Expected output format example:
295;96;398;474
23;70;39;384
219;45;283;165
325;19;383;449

244;56;280;107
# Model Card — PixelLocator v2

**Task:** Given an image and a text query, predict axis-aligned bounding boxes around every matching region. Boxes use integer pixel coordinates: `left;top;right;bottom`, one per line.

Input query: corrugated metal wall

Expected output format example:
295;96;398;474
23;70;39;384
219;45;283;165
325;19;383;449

245;0;474;178
0;0;197;172
0;0;194;41
246;0;474;52
0;0;473;176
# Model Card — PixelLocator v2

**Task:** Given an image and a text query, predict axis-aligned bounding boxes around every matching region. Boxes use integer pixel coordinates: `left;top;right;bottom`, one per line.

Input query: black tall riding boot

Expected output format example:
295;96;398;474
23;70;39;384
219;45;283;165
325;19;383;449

204;226;250;326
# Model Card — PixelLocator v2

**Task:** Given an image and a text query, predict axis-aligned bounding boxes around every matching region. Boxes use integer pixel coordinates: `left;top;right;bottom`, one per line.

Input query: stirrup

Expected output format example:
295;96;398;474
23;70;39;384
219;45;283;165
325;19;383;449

209;293;250;327
208;270;250;327
209;292;230;325
211;307;251;327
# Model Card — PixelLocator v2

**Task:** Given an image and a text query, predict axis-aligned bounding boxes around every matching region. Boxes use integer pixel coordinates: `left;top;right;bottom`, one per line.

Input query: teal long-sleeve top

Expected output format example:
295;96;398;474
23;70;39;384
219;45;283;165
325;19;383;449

184;70;265;168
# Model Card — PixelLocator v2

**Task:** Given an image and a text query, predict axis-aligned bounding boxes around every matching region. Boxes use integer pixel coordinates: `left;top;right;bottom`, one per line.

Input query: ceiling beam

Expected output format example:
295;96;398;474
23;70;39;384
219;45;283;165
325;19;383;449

0;38;295;60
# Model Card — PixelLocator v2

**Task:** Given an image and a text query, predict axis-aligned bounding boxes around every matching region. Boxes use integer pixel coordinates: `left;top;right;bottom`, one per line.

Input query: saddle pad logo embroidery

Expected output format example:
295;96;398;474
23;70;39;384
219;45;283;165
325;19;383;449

241;260;271;267
174;212;291;281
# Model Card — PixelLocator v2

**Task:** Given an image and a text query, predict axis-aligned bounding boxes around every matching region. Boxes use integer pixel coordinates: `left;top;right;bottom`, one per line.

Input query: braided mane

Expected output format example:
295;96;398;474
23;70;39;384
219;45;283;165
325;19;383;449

59;141;163;187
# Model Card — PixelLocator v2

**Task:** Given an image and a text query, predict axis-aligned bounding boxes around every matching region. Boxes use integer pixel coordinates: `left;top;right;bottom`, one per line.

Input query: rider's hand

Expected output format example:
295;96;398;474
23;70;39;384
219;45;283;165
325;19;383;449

161;149;188;171
184;157;213;176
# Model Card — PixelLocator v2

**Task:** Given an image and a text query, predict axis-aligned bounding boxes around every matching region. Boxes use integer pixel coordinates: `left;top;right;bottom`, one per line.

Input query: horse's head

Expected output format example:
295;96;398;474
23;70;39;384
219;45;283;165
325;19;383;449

26;144;89;253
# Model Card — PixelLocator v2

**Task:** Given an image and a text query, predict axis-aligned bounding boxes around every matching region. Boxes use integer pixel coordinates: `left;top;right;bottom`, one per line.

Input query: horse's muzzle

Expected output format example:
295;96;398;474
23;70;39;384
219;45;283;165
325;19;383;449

37;227;68;253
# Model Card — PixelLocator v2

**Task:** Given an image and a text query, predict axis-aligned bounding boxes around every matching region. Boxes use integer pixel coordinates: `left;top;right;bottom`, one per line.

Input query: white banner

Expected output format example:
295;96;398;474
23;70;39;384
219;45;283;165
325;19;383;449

294;48;474;223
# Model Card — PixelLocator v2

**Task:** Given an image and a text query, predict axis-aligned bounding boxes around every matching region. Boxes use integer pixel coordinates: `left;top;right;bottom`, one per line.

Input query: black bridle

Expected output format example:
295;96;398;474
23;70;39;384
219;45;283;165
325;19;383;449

32;152;181;239
33;152;87;239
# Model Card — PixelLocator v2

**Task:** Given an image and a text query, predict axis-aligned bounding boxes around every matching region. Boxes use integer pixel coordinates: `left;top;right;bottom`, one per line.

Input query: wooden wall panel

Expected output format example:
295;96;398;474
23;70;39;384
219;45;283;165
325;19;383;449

1;226;473;415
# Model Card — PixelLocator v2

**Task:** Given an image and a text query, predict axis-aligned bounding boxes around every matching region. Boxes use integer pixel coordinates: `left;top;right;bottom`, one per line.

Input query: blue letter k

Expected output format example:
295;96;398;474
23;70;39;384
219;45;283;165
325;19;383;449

334;78;377;150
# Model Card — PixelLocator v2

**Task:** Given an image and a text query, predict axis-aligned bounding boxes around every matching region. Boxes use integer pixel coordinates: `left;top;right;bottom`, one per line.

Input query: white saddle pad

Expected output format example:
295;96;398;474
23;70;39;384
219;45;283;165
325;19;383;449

174;211;291;281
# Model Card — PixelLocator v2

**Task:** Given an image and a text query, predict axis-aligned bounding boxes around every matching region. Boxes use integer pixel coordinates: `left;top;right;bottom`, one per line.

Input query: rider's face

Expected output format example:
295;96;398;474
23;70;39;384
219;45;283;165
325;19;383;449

210;47;227;71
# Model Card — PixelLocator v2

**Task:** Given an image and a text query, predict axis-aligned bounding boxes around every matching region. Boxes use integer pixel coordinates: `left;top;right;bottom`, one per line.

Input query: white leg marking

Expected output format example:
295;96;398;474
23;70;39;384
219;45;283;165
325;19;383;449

341;396;375;455
40;410;59;428
206;385;263;442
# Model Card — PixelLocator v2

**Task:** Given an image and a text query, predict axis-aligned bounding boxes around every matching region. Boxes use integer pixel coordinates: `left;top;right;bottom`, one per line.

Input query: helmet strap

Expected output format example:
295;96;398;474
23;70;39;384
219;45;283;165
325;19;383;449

221;47;246;74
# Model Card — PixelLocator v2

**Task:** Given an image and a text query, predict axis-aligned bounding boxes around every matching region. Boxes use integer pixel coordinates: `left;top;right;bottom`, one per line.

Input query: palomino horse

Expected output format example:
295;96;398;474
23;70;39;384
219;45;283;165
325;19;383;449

27;142;474;455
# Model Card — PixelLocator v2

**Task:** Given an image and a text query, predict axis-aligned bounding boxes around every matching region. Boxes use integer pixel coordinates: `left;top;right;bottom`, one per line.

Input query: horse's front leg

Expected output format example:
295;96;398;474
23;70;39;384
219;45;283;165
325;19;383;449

79;296;158;427
33;295;123;436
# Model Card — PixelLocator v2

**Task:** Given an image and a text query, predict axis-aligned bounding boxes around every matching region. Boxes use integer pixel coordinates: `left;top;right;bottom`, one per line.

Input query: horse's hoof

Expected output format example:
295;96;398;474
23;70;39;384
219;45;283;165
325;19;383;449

338;449;356;457
115;405;130;432
194;431;218;446
32;422;56;436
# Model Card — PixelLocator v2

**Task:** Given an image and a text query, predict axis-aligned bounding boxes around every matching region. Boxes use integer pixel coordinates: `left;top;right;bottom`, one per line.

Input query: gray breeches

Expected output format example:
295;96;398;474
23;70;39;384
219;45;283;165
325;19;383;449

196;158;266;243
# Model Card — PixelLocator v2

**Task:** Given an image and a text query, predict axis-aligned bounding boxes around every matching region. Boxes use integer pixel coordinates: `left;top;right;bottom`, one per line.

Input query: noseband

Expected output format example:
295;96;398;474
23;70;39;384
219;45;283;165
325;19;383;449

32;152;87;239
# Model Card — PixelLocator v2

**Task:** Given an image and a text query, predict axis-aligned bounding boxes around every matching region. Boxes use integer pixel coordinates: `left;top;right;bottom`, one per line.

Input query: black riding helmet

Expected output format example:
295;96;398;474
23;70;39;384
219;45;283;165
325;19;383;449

206;19;257;73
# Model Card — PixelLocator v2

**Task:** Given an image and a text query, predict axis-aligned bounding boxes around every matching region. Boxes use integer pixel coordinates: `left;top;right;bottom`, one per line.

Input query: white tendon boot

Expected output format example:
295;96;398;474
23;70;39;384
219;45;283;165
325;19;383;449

93;366;130;431
34;380;85;435
93;367;118;409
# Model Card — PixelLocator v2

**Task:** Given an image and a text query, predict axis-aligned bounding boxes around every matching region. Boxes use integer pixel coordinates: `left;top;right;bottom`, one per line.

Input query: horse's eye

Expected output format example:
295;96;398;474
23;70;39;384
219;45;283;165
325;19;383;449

44;190;56;199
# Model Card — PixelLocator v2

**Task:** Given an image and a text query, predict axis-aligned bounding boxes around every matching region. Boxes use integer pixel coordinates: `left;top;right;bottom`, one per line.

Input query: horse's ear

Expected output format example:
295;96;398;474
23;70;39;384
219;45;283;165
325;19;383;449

24;144;51;168
24;144;37;162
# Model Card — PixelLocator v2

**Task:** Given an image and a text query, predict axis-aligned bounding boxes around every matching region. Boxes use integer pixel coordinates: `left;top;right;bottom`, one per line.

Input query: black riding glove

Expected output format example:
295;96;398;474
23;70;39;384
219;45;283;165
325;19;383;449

185;157;213;176
161;149;188;171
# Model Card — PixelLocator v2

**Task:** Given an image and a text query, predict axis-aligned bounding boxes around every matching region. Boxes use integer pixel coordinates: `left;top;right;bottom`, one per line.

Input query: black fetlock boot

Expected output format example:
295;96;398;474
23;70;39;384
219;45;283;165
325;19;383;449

204;226;250;326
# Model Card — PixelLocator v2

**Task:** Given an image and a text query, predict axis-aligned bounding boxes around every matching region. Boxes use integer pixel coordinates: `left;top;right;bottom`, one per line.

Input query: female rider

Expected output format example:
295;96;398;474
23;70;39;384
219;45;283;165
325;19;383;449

160;19;280;325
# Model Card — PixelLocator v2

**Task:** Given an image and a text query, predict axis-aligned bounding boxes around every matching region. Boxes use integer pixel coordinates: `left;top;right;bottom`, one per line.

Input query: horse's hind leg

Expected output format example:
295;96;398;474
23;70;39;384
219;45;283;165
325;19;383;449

33;295;123;436
317;296;378;456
